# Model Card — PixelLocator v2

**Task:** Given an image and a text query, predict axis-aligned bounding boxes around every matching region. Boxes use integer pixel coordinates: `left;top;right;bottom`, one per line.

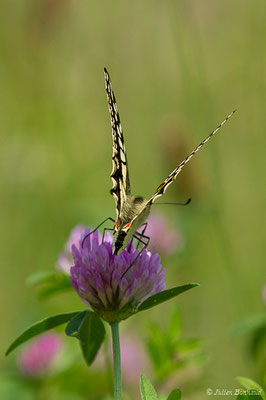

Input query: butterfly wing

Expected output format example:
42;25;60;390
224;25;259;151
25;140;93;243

146;110;236;206
104;68;131;218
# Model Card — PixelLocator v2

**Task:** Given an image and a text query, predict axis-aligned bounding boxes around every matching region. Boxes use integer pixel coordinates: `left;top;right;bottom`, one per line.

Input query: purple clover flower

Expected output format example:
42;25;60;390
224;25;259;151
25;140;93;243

18;332;62;378
70;229;166;323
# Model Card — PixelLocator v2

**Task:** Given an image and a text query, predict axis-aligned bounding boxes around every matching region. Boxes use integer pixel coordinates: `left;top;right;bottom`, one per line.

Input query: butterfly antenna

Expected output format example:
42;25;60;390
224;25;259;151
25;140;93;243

153;198;191;206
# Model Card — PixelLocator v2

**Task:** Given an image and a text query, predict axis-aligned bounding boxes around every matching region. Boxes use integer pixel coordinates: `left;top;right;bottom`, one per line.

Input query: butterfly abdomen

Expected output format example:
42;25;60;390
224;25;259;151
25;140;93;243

114;231;127;255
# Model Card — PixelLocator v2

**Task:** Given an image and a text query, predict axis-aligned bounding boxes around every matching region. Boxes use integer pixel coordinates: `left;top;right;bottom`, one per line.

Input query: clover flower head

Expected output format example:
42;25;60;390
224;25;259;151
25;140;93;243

70;229;166;323
18;332;62;378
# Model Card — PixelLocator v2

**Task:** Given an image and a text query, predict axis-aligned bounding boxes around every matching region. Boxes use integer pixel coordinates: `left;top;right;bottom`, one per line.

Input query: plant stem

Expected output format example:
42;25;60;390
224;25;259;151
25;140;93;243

111;323;122;400
103;335;113;394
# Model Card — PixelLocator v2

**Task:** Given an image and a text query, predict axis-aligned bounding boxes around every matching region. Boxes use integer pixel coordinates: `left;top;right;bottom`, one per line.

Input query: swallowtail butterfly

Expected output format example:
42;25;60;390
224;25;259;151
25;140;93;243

84;68;235;256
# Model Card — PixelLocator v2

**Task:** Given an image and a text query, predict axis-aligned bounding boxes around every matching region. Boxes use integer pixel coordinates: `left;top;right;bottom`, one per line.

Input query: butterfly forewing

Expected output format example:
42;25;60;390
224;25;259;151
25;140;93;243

104;68;131;219
146;110;236;206
103;68;235;255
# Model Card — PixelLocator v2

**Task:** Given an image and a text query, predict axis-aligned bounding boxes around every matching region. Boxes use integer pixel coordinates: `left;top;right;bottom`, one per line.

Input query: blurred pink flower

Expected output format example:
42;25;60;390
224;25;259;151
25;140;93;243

146;213;184;255
120;336;149;384
18;332;63;378
263;285;266;306
56;225;86;274
107;336;149;385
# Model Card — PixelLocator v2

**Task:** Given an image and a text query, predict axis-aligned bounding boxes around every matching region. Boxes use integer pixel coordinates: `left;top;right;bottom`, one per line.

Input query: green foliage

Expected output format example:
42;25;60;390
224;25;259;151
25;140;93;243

167;389;181;400
65;310;105;366
236;377;265;400
6;311;80;356
27;270;58;285
233;314;266;338
27;270;72;299
140;374;158;400
146;307;207;382
236;393;263;400
65;310;89;338
137;284;199;312
233;313;266;361
140;375;181;400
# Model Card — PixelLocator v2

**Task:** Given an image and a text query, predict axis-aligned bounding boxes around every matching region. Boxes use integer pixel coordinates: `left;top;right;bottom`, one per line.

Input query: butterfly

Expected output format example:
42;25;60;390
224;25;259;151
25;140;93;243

83;68;235;256
103;68;236;254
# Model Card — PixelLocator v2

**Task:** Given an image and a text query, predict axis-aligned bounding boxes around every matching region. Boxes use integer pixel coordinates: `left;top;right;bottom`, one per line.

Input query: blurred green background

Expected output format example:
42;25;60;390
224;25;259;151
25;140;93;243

0;0;265;398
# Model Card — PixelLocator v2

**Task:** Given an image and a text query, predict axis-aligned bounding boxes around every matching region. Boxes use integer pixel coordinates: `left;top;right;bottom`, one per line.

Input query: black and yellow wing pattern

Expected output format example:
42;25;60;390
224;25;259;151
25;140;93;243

104;68;131;219
104;67;235;255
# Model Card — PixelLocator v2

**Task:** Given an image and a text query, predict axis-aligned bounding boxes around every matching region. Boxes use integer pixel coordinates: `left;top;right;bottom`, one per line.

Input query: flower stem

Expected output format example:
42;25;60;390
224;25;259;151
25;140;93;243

111;323;122;400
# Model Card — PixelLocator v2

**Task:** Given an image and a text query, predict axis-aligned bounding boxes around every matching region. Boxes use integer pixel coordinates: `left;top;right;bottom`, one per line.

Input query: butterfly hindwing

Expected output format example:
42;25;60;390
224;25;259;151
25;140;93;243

104;68;131;219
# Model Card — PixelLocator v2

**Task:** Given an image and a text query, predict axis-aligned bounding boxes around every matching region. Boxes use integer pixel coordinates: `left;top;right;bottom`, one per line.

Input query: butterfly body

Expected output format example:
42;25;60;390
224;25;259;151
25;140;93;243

113;196;150;255
104;67;235;256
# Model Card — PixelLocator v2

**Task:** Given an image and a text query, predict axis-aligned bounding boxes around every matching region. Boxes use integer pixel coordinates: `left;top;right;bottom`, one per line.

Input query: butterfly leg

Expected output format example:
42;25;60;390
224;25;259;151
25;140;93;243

128;223;148;252
121;234;150;278
82;217;115;248
135;223;148;250
102;227;114;243
134;231;150;249
128;238;134;253
125;222;149;253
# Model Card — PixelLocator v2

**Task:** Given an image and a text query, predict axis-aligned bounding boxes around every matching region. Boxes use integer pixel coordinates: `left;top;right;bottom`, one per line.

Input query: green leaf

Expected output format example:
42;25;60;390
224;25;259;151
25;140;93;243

169;307;181;341
137;284;199;312
65;310;88;338
250;325;266;359
26;270;57;286
237;392;264;400
236;377;265;400
6;311;80;356
140;374;158;400
167;388;181;400
37;277;72;299
27;270;72;299
65;311;105;366
177;338;204;353
232;314;266;337
147;323;166;367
